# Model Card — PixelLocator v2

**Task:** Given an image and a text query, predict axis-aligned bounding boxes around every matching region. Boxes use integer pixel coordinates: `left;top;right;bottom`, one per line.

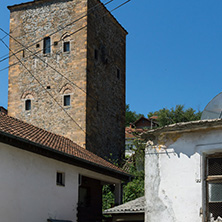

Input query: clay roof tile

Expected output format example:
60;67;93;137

0;113;128;177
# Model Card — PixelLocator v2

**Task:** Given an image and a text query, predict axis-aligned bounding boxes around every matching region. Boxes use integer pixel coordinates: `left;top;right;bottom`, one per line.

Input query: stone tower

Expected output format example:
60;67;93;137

7;0;127;160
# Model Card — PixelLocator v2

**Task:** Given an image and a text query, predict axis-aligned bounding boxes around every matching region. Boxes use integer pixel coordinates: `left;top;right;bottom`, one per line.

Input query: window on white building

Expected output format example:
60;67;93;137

206;156;222;221
56;172;65;186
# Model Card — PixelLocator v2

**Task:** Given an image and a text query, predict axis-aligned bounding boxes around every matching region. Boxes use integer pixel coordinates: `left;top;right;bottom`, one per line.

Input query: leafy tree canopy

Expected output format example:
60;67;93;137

148;105;202;127
102;139;145;211
125;104;143;126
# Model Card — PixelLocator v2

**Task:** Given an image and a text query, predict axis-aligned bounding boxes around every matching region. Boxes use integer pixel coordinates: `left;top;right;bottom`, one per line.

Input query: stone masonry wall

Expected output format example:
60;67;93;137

86;0;127;160
8;0;127;160
8;0;88;147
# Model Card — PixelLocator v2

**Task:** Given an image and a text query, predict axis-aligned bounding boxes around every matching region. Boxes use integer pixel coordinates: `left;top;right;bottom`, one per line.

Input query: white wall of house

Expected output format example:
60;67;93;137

0;142;121;222
0;142;79;222
145;129;222;222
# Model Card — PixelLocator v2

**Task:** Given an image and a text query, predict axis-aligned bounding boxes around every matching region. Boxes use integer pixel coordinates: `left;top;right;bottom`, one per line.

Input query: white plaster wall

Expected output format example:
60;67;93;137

145;129;222;222
0;142;79;222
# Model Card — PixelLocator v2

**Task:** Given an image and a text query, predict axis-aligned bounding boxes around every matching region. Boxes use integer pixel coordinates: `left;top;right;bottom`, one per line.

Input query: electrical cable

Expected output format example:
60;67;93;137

0;37;86;134
0;0;115;63
0;0;114;60
0;0;129;73
0;0;132;154
0;0;130;99
0;0;131;118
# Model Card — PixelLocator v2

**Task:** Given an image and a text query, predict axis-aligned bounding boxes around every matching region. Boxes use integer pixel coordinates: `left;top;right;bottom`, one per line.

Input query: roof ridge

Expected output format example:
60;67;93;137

0;113;129;177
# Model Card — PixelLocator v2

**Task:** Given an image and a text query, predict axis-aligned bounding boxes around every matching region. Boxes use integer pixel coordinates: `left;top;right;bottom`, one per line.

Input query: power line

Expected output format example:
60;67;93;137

0;26;96;102
0;0;131;157
0;0;131;116
0;0;130;98
0;0;130;75
0;0;115;63
0;38;86;134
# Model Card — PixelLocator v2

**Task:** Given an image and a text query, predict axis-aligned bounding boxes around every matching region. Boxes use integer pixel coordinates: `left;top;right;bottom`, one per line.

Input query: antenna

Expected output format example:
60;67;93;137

201;92;222;120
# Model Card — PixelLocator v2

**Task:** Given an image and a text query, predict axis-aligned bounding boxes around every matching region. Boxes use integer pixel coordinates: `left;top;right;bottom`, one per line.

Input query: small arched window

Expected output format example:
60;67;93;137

43;37;51;54
61;33;71;53
64;95;71;106
60;83;73;107
21;91;35;112
63;42;70;52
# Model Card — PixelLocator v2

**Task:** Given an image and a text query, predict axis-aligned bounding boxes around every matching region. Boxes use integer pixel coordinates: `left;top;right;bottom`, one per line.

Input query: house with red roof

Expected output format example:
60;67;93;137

0;112;130;222
125;116;158;156
2;0;130;220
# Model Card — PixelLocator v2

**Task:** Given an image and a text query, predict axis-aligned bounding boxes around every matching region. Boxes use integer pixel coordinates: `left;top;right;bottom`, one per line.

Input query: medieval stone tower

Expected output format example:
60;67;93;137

7;0;127;160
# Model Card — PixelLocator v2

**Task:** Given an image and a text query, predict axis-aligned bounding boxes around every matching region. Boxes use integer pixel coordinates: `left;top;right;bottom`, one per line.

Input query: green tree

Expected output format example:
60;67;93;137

122;170;144;203
102;139;145;210
125;104;143;126
102;184;115;211
148;105;202;127
123;139;145;202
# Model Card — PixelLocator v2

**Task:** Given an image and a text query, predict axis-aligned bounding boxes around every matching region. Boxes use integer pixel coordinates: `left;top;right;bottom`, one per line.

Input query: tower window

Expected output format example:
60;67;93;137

25;99;31;111
63;42;70;52
22;50;25;58
94;49;98;60
43;37;51;54
117;68;120;79
56;172;65;186
64;95;70;106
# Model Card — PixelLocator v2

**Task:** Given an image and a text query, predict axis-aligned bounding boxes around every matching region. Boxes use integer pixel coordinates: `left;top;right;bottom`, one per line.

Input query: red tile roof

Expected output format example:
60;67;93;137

125;132;136;139
0;113;129;179
125;126;148;135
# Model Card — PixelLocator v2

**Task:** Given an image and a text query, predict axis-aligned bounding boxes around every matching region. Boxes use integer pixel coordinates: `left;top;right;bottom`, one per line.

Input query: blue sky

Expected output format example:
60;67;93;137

1;0;222;116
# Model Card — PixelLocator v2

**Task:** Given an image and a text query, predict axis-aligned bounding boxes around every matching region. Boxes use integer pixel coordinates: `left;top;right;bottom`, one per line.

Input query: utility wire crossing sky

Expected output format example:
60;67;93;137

1;0;222;115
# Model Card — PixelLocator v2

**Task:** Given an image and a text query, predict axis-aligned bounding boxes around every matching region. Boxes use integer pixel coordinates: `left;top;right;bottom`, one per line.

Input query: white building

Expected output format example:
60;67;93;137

0;112;130;222
142;119;222;222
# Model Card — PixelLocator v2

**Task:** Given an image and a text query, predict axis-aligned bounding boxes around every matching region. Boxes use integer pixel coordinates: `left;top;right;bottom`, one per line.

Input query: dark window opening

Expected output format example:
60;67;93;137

43;37;51;54
64;95;70;106
56;172;65;186
54;41;58;46
96;101;99;112
101;45;107;64
63;42;70;52
47;86;51;89
22;50;25;58
36;44;40;48
94;49;98;60
206;156;222;221
117;68;120;79
25;99;31;111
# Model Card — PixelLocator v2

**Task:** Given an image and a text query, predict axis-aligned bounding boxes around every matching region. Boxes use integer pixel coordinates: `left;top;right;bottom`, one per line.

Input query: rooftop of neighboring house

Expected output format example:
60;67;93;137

125;116;159;139
103;196;145;215
141;118;222;142
0;112;130;181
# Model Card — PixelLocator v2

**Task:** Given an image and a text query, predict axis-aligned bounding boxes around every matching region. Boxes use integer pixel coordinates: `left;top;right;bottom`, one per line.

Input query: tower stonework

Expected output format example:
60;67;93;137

7;0;127;160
